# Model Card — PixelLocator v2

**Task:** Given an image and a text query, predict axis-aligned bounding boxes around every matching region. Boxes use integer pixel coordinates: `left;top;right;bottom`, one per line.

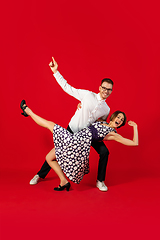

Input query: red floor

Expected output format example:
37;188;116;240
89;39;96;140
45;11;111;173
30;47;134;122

1;165;160;240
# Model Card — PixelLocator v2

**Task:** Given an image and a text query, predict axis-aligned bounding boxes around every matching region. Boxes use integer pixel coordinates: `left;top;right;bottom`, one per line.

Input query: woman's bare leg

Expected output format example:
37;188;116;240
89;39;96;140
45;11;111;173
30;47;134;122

46;148;68;186
23;104;69;187
24;106;55;133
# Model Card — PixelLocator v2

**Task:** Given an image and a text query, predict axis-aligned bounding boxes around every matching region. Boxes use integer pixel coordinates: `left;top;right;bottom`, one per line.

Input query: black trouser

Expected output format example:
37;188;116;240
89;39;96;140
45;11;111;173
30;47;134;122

37;126;109;182
91;141;109;182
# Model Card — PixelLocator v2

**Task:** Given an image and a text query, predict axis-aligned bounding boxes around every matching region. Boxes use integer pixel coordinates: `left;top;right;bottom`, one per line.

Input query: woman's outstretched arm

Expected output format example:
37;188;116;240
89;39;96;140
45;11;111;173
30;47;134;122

104;121;139;146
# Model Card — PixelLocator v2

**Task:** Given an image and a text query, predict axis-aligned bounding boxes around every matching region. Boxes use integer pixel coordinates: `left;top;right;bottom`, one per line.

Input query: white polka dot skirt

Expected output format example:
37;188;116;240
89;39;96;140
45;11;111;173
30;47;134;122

53;122;116;184
53;125;92;183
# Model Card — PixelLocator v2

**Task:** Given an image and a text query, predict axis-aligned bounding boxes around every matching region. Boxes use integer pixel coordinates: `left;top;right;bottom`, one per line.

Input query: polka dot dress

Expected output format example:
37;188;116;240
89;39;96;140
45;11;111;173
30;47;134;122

53;121;116;184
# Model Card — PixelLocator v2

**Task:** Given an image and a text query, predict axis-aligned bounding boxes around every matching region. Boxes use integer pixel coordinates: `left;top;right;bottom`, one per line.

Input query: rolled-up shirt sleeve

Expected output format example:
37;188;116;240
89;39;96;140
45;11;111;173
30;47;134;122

53;71;88;101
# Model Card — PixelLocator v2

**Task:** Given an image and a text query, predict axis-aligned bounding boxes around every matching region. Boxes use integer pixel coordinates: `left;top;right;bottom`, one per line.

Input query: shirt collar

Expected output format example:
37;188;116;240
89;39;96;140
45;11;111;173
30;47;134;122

97;93;106;102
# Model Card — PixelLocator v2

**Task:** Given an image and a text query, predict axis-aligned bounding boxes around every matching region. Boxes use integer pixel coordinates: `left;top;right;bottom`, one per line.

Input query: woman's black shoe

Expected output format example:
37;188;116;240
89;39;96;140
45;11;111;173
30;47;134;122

20;100;29;117
54;182;71;191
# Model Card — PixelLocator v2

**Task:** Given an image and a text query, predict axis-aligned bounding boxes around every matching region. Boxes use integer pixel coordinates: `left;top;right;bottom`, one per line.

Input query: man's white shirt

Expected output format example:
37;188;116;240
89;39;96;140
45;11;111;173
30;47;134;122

54;71;110;133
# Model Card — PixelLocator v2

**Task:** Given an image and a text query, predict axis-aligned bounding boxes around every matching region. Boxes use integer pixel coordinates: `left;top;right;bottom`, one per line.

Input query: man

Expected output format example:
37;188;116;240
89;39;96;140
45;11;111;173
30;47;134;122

30;57;113;191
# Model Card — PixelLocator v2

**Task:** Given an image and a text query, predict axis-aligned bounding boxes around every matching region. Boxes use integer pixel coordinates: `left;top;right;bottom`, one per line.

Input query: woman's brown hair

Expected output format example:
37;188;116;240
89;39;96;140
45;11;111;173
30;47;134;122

110;111;127;128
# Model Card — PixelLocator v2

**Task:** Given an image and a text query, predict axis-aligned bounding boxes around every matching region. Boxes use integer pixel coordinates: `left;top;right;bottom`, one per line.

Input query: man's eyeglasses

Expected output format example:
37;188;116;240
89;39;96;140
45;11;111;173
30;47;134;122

101;86;112;92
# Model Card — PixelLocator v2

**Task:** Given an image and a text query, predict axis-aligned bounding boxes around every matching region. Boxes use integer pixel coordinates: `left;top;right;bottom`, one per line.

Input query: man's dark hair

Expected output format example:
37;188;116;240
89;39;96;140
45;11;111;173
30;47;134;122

101;78;114;86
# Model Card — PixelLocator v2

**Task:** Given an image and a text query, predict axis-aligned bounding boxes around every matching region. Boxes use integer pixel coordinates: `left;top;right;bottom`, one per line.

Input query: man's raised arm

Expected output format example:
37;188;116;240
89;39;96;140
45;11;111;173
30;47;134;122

49;57;87;101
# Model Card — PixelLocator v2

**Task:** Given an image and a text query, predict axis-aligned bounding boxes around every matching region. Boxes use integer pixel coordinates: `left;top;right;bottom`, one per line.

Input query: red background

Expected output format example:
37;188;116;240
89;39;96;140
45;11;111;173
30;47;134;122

0;0;160;239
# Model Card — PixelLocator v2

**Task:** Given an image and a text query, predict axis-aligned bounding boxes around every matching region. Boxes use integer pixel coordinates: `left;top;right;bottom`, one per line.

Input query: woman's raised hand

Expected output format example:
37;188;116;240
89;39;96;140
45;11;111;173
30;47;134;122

49;57;58;74
128;121;137;127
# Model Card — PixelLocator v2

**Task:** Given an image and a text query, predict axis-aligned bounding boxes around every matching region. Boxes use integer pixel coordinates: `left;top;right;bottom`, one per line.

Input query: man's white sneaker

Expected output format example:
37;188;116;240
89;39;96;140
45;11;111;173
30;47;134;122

96;180;108;191
29;175;40;185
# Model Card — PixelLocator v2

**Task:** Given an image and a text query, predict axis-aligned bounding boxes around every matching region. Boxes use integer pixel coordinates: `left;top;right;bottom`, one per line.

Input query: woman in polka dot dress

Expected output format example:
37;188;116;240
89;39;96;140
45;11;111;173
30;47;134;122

20;100;138;191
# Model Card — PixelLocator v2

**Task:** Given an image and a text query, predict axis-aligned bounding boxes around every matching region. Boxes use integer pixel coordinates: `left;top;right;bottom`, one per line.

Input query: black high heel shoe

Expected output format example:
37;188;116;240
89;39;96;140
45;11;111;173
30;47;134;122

54;182;71;192
20;100;29;117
